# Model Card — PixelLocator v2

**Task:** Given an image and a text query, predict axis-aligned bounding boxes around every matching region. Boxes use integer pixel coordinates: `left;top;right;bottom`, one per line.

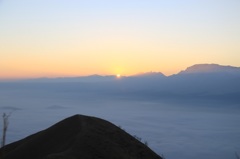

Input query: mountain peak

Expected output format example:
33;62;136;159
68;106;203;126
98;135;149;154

133;72;165;77
179;64;240;74
0;114;162;159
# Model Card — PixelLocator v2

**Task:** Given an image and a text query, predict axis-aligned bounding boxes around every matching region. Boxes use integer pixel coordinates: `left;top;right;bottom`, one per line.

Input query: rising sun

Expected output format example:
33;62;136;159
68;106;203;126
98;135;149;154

116;74;121;78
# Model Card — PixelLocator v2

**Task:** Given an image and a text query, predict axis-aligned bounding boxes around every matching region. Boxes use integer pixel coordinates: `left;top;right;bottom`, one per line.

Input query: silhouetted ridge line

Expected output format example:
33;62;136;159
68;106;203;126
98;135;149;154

0;114;162;159
179;63;240;74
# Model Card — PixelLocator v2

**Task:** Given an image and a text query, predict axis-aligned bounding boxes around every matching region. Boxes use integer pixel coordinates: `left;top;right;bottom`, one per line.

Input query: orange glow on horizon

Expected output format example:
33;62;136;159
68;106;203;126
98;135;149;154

0;1;240;80
0;68;181;80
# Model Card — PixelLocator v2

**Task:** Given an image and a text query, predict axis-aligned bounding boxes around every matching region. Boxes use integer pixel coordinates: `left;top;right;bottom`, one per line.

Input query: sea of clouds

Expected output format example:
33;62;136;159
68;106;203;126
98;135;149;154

0;82;239;159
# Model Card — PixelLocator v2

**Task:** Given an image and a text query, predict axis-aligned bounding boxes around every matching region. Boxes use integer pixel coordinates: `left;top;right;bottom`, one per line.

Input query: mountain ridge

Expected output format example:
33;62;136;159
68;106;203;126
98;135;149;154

179;63;240;74
1;63;240;82
0;114;162;159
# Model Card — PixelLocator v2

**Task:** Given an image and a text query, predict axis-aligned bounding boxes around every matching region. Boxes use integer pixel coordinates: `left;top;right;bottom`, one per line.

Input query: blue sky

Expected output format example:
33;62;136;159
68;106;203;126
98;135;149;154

0;0;240;78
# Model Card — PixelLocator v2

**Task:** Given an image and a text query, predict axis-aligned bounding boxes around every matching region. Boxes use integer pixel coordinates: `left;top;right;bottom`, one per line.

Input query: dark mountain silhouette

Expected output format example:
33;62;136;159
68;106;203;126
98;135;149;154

111;64;240;103
169;64;240;95
132;72;166;77
0;115;162;159
179;64;240;75
0;63;239;104
3;63;239;82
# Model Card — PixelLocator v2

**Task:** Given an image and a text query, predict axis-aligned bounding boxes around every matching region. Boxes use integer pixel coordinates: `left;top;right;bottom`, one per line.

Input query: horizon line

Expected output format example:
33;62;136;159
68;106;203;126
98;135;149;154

1;63;239;81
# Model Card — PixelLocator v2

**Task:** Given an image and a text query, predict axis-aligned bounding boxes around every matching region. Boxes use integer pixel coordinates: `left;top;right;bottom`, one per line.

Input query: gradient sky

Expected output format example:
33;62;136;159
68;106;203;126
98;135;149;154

0;0;240;79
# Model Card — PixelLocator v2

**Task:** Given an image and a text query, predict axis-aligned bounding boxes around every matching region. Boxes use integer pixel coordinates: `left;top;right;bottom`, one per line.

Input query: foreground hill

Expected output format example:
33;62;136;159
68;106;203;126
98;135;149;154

0;114;162;159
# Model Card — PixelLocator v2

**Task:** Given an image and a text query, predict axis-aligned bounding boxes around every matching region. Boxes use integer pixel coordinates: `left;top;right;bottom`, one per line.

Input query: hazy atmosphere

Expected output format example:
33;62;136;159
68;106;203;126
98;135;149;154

0;0;240;79
0;1;240;159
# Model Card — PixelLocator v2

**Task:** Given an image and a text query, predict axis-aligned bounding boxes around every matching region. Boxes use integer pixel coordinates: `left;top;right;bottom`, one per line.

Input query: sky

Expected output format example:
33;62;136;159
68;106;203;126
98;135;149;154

0;0;240;79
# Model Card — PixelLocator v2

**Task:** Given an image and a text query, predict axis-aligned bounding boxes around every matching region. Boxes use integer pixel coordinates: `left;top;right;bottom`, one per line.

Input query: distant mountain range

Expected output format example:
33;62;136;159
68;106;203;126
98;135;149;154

22;63;240;81
1;64;239;104
179;64;240;74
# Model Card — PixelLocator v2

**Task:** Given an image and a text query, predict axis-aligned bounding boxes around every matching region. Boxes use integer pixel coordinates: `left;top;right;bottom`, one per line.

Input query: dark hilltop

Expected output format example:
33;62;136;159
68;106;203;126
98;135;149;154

0;114;162;159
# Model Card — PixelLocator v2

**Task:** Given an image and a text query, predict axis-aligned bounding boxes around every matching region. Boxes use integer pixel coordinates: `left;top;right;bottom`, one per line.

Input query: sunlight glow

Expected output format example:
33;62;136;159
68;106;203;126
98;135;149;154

0;1;239;79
